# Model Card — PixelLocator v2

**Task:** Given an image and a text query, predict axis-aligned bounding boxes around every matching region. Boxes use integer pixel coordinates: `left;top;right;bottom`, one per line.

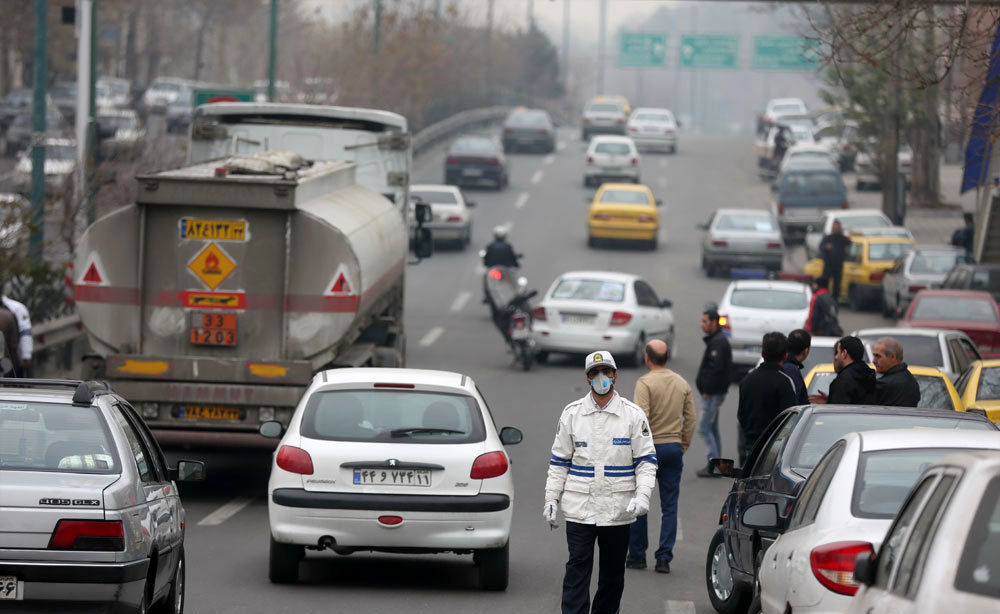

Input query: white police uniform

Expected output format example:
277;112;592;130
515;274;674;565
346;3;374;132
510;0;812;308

1;296;31;364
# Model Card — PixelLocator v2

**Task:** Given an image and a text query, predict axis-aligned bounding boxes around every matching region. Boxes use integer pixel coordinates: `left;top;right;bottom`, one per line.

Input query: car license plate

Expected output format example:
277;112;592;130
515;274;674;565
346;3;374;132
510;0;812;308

510;327;531;340
179;405;242;421
744;345;762;354
0;577;22;600
353;468;431;487
561;314;595;325
462;168;483;177
190;312;237;347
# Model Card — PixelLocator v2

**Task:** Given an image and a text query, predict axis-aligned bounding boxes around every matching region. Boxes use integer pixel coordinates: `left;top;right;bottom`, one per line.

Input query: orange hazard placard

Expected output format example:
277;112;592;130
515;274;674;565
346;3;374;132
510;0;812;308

187;242;236;290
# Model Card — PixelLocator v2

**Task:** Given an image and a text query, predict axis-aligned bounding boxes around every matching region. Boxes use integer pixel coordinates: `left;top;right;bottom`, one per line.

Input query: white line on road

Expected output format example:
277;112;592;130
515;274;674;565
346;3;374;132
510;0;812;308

530;170;544;185
450;291;472;313
557;141;567;151
197;496;255;527
514;192;530;209
419;326;444;347
544;154;555;165
664;600;696;614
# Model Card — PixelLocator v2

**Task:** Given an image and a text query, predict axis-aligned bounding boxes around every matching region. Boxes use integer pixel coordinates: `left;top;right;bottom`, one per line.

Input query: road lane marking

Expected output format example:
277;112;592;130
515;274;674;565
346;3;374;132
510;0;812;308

515;192;529;209
530;170;544;185
664;601;696;614
197;496;255;526
419;326;444;347
450;291;472;313
544;154;555;165
659;158;669;169
557;141;567;151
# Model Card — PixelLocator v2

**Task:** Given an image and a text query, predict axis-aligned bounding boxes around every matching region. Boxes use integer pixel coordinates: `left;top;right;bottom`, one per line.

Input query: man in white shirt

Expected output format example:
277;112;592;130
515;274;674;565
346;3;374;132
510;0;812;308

2;295;32;376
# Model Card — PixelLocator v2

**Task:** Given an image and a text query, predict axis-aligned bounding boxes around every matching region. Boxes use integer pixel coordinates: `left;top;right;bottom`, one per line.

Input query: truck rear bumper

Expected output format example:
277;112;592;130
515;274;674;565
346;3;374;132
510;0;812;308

151;428;279;448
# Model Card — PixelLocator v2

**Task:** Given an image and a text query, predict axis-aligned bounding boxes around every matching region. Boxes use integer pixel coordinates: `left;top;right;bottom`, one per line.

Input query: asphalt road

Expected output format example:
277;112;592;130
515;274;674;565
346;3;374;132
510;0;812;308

167;129;890;614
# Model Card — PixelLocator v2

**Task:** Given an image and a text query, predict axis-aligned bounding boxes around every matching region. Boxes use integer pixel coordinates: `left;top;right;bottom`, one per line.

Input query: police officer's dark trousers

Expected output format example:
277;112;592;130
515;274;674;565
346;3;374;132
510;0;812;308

562;521;630;614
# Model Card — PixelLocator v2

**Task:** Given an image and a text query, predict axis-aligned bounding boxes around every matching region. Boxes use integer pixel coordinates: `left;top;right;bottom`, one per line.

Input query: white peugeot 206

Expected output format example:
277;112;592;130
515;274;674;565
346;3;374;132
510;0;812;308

261;368;522;590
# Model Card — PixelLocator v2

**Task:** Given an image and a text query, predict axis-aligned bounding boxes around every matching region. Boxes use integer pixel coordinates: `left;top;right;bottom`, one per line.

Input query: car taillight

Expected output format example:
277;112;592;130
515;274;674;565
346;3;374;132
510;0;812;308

712;240;728;247
810;541;874;596
637;214;656;222
840;201;849;209
532;306;546;321
276;445;314;475
610;311;632;326
778;203;785;215
719;314;730;330
489;268;503;280
446;156;459;165
486;158;499;166
628;126;639;133
587;155;594;164
470;451;509;479
631;157;639;166
767;242;782;249
49;520;124;551
593;213;612;221
907;285;925;293
869;271;885;282
446;215;462;222
664;129;674;135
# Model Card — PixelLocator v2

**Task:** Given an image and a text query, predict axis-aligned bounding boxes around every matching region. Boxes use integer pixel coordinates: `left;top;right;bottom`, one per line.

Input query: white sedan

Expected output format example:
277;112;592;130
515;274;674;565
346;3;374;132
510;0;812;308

717;280;812;367
625;107;678;153
755;429;1000;614
410;184;475;248
262;368;522;590
532;271;675;366
583;136;640;187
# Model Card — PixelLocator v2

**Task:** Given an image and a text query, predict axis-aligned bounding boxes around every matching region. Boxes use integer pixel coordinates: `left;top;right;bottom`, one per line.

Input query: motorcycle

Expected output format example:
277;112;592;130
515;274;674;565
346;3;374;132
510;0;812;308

482;263;538;371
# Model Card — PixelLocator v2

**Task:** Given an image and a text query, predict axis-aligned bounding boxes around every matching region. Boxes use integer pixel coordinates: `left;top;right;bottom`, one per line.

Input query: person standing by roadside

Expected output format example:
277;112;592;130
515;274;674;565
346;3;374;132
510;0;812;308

695;309;732;478
806;277;843;337
544;351;657;614
819;221;852;300
737;332;799;463
625;339;695;574
0;307;21;376
809;336;877;405
1;293;32;377
781;329;811;405
872;337;921;407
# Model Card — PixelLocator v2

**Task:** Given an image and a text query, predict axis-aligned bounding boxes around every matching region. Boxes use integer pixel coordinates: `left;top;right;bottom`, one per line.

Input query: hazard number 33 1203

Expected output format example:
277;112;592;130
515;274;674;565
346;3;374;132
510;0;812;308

190;313;237;347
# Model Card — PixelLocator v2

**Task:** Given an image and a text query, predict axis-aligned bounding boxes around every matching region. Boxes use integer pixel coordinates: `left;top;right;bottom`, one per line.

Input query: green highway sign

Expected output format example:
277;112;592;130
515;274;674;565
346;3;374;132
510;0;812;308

619;33;667;68
679;34;738;69
192;88;255;107
753;36;819;70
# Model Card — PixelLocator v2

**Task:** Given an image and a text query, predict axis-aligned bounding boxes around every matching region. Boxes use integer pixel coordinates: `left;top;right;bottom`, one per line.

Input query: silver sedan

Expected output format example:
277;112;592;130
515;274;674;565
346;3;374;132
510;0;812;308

882;245;967;318
699;208;784;277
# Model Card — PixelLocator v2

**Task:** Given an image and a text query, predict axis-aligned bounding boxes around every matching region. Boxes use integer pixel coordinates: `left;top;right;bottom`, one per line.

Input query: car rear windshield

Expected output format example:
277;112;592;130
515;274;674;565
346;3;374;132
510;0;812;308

971;270;1000;294
633;113;672;123
911;251;964;274
507;111;549;127
773;103;805;114
838;215;889;230
912;297;998;324
781;172;843;196
594;142;631;155
859;334;943;367
730;288;808;310
451;137;496;153
300;390;486;444
716;214;775;232
599;189;651;205
0;402;117;473
868;242;912;262
955;475;1000;598
411;190;457;204
853;448;972;519
588;103;621;113
790;413;994;472
977;367;1000;400
552;279;626;302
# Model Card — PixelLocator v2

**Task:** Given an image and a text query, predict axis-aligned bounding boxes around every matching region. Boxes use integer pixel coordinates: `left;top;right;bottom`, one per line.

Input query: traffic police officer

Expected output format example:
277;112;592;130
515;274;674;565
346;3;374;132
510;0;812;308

544;350;657;614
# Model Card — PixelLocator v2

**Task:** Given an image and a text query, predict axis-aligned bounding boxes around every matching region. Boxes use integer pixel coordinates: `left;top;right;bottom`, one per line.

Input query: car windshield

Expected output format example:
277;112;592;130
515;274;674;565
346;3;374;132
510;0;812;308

730;288;808;310
594;142;631;155
955;475;1000;599
0;401;117;473
507;111;549;127
807;371;835;395
868;242;912;261
977;367;1000;400
853;448;971;519
588;102;621;113
451;137;496;153
911;251;964;274
599;189;651;205
858;334;943;367
152;81;183;93
790;126;814;141
838;215;889;230
788;151;829;162
716;213;775;232
552;279;626;302
912;296;998;324
633;112;673;123
47;145;75;160
300;390;485;444
411;190;457;204
773;103;805;114
914;375;955;411
781;172;842;196
52;84;75;97
791;413;994;471
971;270;1000;294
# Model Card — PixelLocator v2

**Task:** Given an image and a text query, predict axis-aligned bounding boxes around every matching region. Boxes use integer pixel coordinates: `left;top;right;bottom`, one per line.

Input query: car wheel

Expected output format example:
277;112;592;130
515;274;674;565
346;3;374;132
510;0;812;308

706;263;717;278
583;177;591;188
535;351;549;364
882;293;895;319
151;548;185;614
646;236;658;251
269;535;303;584
706;529;750;614
476;541;509;591
848;285;864;312
630;334;645;367
588;235;598;248
747;550;765;614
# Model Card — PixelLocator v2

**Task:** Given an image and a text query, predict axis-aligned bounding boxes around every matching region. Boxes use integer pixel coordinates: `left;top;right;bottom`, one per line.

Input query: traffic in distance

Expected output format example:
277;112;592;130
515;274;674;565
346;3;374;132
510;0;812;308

1;4;999;614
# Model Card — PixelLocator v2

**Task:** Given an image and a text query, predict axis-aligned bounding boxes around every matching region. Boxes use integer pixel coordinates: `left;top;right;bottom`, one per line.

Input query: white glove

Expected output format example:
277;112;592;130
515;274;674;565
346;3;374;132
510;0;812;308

543;500;559;528
626;497;649;517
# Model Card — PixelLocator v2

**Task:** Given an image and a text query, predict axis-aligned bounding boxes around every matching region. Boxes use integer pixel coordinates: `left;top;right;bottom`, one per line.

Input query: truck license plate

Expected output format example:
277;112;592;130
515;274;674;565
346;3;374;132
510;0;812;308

353;468;431;486
0;576;22;600
179;405;242;421
190;313;237;347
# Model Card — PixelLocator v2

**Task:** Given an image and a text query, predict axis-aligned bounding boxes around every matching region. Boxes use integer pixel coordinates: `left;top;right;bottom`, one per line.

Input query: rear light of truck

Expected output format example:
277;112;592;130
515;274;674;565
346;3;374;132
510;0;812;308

471;451;509;479
532;306;547;321
810;541;875;596
276;445;314;475
446;156;458;165
485;158;500;166
446;215;462;222
767;242;783;249
712;240;729;247
840;201;849;209
869;271;885;282
610;311;632;326
778;203;785;215
49;520;124;551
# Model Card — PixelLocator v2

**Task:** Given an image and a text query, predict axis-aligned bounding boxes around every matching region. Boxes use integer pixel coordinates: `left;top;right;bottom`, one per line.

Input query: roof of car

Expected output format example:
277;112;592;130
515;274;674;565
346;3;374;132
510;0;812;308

975;359;1000;368
556;270;639;283
805;404;989;424
855;327;952;338
714;208;772;217
780;159;838;171
597;183;650;192
786;143;831;154
729;279;809;291
850;234;914;244
932;450;1000;471
631;107;673;115
410;184;460;194
910;245;965;253
807;363;949;378
589;135;633;144
314;368;469;389
853;428;1000;452
823;208;887;219
912;289;997;300
955;263;1000;271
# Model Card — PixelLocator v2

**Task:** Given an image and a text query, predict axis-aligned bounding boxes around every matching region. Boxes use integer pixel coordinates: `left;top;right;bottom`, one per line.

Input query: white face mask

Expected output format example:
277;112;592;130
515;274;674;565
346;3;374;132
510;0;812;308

589;372;614;395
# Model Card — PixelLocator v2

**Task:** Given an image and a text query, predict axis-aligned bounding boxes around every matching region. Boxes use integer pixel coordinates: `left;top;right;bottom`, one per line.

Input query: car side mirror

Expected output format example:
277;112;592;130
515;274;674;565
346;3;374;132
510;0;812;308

696;223;709;231
414;202;431;224
660;298;672;308
259;420;284;439
655;199;663;207
415;228;434;259
466;200;476;208
709;457;740;478
499;426;523;445
584;196;593;203
853;551;877;586
742;502;780;530
170;460;206;482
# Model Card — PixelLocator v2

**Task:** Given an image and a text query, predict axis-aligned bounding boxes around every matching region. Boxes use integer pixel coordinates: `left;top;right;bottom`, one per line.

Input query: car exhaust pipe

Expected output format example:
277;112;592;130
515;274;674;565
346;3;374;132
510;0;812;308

318;535;336;550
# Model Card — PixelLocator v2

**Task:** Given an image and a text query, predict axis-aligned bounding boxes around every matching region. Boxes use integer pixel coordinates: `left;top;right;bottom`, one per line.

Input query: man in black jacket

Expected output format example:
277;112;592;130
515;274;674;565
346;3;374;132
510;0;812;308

810;336;877;405
737;332;799;463
819;221;853;300
872;337;921;407
695;309;732;477
781;329;811;406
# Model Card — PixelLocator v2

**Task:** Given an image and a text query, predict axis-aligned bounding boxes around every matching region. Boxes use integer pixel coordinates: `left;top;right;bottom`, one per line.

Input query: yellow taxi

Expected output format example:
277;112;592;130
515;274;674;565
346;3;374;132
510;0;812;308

587;183;660;250
608;95;632;116
804;363;964;412
957;359;1000;423
803;230;914;310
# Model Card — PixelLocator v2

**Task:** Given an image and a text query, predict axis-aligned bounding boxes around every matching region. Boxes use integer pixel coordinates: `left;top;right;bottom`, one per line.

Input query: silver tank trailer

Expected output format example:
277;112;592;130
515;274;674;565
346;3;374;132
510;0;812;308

73;155;407;445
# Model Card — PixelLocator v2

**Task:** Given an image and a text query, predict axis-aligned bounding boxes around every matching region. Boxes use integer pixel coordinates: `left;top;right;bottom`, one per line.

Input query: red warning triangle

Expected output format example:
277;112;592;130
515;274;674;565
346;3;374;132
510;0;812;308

83;262;103;284
330;272;351;294
78;254;108;286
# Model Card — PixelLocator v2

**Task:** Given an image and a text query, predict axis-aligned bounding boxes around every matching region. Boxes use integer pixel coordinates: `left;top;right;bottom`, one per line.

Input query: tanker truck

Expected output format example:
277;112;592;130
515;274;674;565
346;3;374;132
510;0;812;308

74;151;428;447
